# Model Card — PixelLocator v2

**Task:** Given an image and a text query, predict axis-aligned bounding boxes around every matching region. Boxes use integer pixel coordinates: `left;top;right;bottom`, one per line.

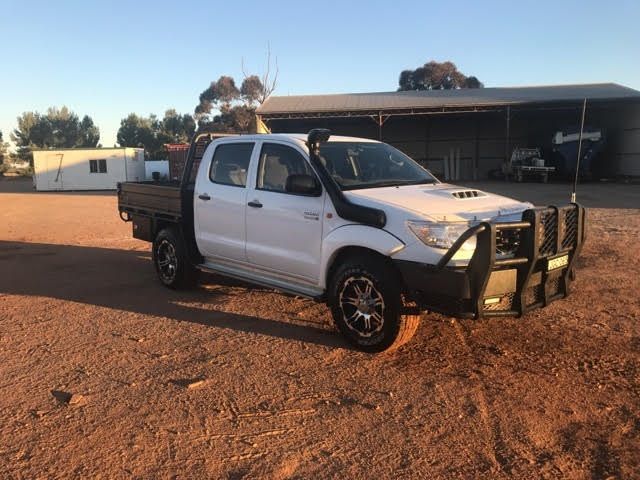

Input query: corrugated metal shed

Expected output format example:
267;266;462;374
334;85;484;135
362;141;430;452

257;83;640;116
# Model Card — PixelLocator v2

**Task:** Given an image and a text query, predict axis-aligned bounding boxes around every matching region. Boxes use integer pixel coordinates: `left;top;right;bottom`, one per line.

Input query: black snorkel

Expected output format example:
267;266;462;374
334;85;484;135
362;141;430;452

306;129;386;229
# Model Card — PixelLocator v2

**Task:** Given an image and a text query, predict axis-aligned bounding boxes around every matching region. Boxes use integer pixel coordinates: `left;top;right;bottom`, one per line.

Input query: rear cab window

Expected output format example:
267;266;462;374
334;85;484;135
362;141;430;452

209;143;254;187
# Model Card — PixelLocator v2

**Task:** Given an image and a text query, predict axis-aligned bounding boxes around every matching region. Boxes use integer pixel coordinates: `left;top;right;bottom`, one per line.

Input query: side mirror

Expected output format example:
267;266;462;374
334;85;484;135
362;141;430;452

285;174;321;196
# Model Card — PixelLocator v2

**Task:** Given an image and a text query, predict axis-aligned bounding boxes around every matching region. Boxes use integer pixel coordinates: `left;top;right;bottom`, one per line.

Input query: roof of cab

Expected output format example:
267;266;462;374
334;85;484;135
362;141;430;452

213;133;379;146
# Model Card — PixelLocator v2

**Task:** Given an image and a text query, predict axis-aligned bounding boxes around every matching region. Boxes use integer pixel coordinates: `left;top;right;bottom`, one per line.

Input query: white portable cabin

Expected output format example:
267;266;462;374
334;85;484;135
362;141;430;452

32;147;145;191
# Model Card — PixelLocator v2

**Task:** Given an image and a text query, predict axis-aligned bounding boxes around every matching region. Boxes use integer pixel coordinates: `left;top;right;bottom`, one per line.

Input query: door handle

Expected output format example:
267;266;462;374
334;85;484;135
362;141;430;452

198;193;211;201
247;200;263;208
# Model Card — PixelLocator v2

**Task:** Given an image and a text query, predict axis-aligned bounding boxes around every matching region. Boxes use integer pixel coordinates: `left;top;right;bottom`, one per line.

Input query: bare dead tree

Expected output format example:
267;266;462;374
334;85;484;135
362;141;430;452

260;43;278;103
241;43;279;104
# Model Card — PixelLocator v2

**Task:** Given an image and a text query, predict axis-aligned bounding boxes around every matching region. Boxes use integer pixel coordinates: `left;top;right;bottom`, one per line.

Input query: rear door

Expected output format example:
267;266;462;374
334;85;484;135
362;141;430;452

194;141;255;262
245;141;325;281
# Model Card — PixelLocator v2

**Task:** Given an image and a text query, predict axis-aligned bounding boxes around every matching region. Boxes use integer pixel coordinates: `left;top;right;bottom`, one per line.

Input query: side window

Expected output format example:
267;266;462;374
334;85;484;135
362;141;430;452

257;143;315;193
209;143;254;187
89;159;107;173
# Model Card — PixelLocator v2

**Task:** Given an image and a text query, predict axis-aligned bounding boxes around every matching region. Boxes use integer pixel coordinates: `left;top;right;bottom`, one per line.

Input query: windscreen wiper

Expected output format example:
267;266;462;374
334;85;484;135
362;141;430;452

344;179;435;190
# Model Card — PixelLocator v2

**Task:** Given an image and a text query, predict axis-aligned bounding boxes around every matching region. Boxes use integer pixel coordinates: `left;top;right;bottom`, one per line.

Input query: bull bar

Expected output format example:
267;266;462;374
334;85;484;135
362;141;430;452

394;203;586;319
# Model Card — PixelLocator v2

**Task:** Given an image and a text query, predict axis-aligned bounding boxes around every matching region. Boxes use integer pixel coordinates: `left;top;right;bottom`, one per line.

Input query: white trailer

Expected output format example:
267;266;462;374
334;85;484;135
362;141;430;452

32;147;145;191
144;160;170;180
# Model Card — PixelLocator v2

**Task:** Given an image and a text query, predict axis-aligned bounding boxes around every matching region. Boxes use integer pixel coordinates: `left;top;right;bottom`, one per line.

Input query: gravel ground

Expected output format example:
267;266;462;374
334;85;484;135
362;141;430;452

1;177;639;479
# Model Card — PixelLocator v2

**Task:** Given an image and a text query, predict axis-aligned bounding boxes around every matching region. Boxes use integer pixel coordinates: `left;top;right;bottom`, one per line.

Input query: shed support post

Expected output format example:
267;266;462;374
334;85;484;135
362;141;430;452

505;106;511;165
424;118;430;168
370;112;390;141
473;117;479;180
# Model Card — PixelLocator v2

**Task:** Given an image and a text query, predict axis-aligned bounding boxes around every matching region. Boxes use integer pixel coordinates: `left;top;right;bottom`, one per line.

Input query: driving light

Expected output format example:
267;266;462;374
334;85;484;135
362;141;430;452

483;297;501;305
407;220;476;251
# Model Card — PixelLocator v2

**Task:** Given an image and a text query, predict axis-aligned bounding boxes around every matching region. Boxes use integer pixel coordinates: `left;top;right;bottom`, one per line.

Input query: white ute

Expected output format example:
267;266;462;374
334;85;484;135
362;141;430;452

118;129;585;352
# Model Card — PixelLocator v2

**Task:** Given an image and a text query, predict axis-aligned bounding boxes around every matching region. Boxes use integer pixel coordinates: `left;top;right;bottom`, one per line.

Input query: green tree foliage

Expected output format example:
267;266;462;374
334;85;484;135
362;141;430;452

240;75;265;104
0;130;9;165
398;60;484;91
160;109;197;143
463;76;483;89
116;110;196;159
10;106;100;163
194;49;278;133
116;114;157;153
194;75;269;133
79;115;101;147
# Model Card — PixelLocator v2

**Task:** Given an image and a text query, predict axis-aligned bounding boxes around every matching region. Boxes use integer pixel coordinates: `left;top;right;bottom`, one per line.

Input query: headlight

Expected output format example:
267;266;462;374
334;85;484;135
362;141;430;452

407;220;476;251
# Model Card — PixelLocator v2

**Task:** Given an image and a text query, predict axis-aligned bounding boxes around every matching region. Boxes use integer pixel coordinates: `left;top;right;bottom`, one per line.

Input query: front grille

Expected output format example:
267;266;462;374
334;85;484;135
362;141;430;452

496;228;521;256
524;284;544;307
483;292;515;311
538;209;557;256
546;276;562;297
561;207;579;249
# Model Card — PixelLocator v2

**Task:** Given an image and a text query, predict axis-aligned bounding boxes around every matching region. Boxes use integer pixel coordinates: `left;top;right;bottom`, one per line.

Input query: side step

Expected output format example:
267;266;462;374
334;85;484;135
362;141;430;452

198;262;325;301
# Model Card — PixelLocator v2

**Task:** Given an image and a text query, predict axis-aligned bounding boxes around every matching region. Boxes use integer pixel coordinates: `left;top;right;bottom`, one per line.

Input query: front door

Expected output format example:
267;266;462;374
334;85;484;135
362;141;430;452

47;153;64;190
246;142;325;281
194;142;255;262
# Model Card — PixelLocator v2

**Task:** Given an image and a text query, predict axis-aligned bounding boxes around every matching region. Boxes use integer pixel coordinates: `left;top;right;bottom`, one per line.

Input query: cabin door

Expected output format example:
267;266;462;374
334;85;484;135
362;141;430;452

47;153;64;190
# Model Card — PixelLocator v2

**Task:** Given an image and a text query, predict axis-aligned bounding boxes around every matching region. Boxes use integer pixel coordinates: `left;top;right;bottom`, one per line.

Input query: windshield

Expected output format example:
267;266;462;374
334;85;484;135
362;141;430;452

318;142;437;190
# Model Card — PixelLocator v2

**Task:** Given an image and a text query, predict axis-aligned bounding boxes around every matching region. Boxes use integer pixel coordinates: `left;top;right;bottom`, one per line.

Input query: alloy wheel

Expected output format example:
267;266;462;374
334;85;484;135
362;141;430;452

338;276;385;338
156;239;178;284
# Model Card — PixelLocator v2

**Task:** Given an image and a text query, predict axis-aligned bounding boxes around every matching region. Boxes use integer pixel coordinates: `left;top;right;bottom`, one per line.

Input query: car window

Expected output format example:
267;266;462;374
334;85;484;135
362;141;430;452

257;143;316;193
209;143;254;187
319;142;437;190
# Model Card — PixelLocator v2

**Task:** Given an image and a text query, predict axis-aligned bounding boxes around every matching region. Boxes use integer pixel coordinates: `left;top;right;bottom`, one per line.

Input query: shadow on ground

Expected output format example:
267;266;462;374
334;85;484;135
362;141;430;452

0;177;116;195
0;240;346;350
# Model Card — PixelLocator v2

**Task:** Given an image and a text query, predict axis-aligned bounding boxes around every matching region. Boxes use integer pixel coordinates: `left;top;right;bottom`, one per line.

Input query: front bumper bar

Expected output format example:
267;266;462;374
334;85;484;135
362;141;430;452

395;203;586;319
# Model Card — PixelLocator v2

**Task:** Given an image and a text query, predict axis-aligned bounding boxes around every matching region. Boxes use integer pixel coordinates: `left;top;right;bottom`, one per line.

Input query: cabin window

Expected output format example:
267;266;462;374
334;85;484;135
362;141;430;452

209;143;254;187
257;143;316;194
90;159;107;173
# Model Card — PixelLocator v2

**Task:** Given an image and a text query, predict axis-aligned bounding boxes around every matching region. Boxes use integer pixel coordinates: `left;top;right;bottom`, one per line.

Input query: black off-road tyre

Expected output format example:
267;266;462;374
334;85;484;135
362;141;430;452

152;227;198;289
328;255;420;353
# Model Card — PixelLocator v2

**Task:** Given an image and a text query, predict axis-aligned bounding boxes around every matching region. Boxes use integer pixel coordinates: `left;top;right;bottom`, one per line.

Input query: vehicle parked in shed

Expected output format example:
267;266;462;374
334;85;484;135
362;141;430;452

118;130;586;352
503;147;555;183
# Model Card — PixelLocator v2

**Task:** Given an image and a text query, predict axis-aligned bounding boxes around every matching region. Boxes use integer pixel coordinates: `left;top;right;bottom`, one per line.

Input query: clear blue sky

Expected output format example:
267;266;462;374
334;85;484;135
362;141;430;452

1;0;638;147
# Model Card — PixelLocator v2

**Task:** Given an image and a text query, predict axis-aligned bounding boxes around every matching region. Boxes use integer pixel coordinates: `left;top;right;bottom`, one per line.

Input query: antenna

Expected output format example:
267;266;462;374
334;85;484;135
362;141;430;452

571;98;587;203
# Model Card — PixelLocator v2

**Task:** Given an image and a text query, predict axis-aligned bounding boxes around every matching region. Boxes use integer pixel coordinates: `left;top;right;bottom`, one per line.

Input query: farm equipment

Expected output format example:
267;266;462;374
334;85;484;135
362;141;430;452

551;127;605;179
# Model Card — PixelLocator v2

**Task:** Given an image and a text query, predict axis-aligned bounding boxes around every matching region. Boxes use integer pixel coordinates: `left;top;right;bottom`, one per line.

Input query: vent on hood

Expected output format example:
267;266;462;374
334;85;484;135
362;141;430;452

450;190;487;199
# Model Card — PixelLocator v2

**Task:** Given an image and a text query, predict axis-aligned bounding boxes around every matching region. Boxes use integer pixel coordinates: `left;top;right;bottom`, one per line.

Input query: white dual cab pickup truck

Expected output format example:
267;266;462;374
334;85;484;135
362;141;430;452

118;129;585;352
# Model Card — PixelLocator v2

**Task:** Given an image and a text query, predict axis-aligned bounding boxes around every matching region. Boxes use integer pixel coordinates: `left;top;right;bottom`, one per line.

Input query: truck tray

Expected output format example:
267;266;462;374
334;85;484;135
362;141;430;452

117;181;182;220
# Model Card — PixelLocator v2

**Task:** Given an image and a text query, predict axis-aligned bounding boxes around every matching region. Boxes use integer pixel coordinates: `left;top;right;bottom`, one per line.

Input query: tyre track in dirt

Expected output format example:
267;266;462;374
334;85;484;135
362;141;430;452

2;185;640;478
451;320;517;476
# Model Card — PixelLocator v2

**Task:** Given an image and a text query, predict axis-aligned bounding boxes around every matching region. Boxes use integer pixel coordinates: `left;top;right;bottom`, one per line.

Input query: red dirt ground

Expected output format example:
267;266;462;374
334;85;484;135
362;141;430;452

1;178;639;479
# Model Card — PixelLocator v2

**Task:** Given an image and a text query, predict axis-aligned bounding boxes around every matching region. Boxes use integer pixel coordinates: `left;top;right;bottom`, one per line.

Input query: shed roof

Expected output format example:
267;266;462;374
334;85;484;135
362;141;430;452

257;83;640;116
